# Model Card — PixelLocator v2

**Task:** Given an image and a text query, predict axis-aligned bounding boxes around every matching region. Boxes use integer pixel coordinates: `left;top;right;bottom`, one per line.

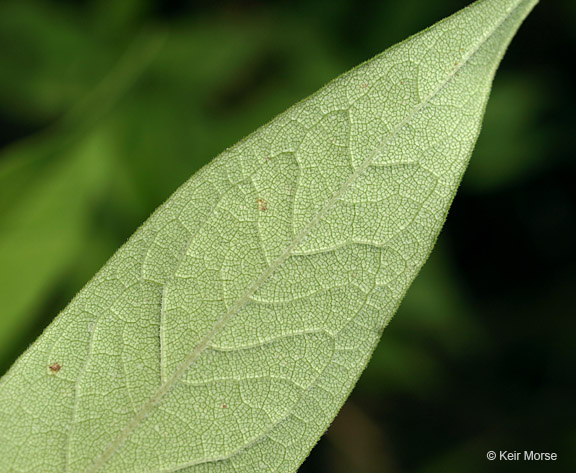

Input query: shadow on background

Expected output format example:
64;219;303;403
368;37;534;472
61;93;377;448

0;0;574;472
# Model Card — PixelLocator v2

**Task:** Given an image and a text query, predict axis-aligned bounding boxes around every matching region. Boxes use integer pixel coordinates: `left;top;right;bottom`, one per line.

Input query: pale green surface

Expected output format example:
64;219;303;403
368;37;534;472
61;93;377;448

0;0;536;471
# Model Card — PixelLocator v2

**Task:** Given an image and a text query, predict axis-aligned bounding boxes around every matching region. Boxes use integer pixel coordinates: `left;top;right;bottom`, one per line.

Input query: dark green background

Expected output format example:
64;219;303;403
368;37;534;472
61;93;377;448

0;0;574;472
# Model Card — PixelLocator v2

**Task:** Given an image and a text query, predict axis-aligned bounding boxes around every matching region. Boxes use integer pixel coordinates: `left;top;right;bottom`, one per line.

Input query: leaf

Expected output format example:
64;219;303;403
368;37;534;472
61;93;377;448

0;131;111;368
0;32;163;370
0;0;536;472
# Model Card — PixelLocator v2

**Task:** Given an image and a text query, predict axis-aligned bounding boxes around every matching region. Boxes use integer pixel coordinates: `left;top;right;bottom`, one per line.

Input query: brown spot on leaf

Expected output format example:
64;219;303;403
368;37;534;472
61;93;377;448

49;363;61;374
222;403;228;409
361;83;368;88
257;198;268;212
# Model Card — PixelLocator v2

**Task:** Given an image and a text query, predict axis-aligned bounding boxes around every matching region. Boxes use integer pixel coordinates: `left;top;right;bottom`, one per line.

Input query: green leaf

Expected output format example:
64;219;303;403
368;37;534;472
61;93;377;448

0;32;163;369
0;130;111;367
0;0;536;471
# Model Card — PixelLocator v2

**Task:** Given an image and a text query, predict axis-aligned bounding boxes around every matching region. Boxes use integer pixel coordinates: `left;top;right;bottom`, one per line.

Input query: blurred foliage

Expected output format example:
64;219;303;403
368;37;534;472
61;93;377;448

0;0;574;472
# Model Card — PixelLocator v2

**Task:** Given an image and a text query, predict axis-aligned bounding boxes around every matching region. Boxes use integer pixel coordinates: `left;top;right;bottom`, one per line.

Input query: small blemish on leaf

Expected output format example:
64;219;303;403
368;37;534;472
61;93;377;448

257;198;268;212
221;403;228;409
48;363;61;374
361;83;368;88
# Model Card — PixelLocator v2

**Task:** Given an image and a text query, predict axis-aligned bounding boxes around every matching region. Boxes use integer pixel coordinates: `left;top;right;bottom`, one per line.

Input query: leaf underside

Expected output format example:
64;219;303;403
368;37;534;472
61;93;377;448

0;1;536;472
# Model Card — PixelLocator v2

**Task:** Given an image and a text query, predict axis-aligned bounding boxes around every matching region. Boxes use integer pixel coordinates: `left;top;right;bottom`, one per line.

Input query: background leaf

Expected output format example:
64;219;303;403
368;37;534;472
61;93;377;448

0;31;164;365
